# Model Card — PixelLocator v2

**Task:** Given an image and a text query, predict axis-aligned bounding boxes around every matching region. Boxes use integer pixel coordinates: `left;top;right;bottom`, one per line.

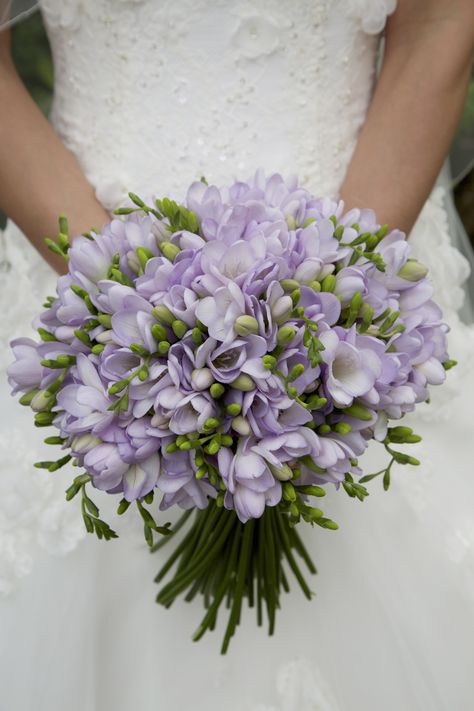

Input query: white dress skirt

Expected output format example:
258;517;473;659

1;1;474;709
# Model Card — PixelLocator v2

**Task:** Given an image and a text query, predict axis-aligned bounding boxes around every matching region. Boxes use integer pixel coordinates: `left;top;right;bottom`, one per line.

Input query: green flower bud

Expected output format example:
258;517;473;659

296;484;326;497
157;341;170;355
19;389;39;407
262;355;277;370
192;328;204;345
166;442;178;453
291;288;301;307
34;411;56;427
309;280;321;292
138;365;149;381
225;403;241;416
443;359;457;371
210;383;225;399
37;327;57;342
333;421;352;435
288;363;305;382
172;319;188;339
136;246;154;270
234;315;259;336
97;313;112;328
282;482;297;501
109;378;129;395
206;438;221;455
343;403;373;421
152;304;175;325
306;395;327;411
203;417;219;431
321;274;336;292
220;434;233;447
160;242;181;262
280;279;300;292
195;466;208;480
376;224;389;239
318;424;331;434
359;302;374;333
130;343;149;357
91;343;105;355
397;259;429;281
277;325;296;346
379;310;399;334
151;323;167;342
230;374;255;391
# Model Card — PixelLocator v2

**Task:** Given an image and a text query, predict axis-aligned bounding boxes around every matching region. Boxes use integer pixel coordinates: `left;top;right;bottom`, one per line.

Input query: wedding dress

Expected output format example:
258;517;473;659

1;1;474;709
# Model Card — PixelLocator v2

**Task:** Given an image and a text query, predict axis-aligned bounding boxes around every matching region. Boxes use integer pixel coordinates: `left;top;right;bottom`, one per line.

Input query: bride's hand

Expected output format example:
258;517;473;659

340;0;474;235
0;29;110;273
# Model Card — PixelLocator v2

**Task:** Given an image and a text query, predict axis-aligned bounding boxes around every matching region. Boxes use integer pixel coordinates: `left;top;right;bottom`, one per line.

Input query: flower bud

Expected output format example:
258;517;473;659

98;313;112;328
271;295;293;325
397;259;429;282
294;260;321;284
127;250;141;274
151;323;167;342
206;438;221;455
210;383;225;398
333;421;352;435
71;434;101;454
191;367;214;391
288;363;305;382
136;246;154;270
321;274;336;292
225;403;241;416
95;329;114;344
230;374;255;392
160;242;181;262
19;388;39;407
318;424;331;434
152;304;175;325
151;413;169;427
280;279;300;292
262;355;276;370
234;315;259;337
157;341;170;355
269;463;293;481
277;325;296;346
343;403;373;421
172;319;188;339
203;417;219;431
232;415;251;436
31;390;54;412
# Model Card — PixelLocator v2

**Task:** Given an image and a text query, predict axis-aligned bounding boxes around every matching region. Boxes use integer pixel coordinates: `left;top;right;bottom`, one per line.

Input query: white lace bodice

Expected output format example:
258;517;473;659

40;0;395;208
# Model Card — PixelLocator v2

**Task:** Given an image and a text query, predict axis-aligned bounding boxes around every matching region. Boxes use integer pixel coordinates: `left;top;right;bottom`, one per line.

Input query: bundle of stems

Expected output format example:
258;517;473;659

153;500;317;654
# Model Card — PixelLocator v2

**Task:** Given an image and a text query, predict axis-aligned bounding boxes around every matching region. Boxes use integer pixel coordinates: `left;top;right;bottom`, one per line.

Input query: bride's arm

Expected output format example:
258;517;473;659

340;0;474;234
0;29;109;272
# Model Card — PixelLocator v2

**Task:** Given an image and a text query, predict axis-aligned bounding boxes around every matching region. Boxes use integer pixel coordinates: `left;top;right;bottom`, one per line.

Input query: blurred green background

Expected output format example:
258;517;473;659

1;12;474;241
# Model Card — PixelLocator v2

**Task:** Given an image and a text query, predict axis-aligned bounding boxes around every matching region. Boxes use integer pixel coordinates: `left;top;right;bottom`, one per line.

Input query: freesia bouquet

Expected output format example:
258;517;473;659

9;172;453;652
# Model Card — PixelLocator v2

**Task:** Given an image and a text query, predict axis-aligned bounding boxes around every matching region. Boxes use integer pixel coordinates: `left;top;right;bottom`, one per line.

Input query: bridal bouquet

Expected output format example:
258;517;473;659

9;172;453;652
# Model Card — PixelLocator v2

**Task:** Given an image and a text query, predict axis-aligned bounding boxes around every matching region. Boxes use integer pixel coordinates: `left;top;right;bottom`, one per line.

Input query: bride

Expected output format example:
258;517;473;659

1;1;474;709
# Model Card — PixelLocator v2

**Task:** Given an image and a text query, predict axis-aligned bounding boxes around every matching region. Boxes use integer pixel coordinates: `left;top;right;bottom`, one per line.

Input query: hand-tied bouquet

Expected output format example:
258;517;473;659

9;171;454;652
